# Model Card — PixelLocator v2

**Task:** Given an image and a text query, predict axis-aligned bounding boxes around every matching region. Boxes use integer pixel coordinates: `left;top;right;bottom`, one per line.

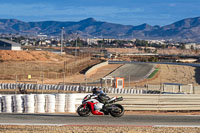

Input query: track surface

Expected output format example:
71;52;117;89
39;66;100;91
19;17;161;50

1;113;200;126
108;64;154;82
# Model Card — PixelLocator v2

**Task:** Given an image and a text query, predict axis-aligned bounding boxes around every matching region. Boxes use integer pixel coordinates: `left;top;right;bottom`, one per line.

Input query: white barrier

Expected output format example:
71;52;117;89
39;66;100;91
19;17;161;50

46;94;56;113
2;93;200;113
56;94;66;112
66;94;76;113
2;95;12;113
13;95;23;113
35;94;45;113
24;94;35;113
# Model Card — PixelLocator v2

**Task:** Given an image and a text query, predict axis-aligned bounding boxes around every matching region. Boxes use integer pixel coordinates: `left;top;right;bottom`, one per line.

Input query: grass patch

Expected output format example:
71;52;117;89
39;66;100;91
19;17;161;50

148;68;159;79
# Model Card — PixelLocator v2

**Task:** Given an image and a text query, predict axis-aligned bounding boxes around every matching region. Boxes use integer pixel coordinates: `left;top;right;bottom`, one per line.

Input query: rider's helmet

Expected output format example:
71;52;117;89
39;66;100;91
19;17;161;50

92;87;101;95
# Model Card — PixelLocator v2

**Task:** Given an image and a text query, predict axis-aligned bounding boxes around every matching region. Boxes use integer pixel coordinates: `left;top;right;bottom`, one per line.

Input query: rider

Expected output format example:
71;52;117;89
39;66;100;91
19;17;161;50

92;87;110;114
92;87;110;104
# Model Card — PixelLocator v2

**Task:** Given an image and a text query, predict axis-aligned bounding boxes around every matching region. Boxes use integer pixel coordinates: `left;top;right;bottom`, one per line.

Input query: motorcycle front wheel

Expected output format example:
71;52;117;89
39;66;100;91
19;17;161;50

77;104;91;117
109;104;124;117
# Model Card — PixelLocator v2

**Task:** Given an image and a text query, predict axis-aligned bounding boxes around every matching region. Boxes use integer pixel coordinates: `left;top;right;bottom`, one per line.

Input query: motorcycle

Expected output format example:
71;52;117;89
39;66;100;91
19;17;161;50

77;94;124;117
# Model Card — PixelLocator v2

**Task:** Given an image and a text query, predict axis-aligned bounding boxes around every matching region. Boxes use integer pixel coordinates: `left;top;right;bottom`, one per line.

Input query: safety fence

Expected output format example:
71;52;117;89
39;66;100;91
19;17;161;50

0;83;147;94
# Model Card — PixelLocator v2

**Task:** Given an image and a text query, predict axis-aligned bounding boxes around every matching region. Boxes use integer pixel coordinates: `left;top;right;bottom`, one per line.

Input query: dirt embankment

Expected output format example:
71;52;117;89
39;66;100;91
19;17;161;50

0;50;73;62
106;48;200;55
134;64;199;86
0;50;100;84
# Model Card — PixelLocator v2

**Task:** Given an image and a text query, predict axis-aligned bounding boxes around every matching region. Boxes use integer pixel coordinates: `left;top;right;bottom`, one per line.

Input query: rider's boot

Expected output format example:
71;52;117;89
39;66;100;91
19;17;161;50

93;110;104;115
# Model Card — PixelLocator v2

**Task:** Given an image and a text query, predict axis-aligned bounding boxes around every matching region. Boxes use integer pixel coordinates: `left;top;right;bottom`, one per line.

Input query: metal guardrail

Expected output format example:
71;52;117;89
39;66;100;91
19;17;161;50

109;94;200;111
108;60;200;67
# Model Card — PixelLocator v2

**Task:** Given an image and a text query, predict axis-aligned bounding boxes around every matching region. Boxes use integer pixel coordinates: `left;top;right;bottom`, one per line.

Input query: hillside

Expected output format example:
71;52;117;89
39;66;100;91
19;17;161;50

0;50;100;84
0;17;200;42
0;50;70;61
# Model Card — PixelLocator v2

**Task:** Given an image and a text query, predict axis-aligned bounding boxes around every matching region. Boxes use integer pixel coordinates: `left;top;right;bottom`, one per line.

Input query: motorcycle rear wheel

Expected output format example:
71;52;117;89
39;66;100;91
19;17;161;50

109;104;124;117
77;105;91;117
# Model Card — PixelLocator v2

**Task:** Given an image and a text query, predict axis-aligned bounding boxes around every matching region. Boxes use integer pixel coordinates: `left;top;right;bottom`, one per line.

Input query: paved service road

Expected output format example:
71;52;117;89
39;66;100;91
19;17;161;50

0;113;200;126
108;64;154;82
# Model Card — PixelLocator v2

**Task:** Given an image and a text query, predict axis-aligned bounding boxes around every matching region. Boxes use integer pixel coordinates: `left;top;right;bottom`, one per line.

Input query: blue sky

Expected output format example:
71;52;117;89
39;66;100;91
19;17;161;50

0;0;199;26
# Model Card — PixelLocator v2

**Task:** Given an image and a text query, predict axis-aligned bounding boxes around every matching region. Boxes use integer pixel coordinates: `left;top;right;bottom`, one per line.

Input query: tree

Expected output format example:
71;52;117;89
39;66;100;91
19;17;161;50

180;44;186;50
190;45;194;50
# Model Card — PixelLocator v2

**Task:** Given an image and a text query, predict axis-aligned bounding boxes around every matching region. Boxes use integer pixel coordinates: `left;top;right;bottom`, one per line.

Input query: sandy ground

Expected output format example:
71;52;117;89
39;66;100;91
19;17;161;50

106;48;200;56
0;50;71;61
144;64;199;85
0;125;199;133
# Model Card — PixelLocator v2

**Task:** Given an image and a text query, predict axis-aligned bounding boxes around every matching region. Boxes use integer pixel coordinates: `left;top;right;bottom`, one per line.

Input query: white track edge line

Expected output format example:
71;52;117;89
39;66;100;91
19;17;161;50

0;123;65;126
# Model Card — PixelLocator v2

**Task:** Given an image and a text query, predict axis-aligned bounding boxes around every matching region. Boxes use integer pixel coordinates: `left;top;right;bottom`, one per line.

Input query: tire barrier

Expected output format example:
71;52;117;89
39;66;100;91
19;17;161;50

0;83;147;94
13;95;23;113
24;94;35;113
2;95;12;113
56;94;66;112
0;94;84;113
35;94;45;113
66;94;76;113
46;94;56;113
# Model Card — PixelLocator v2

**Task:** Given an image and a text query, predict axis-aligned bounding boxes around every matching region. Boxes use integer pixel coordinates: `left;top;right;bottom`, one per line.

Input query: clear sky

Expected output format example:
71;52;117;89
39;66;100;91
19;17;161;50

0;0;199;26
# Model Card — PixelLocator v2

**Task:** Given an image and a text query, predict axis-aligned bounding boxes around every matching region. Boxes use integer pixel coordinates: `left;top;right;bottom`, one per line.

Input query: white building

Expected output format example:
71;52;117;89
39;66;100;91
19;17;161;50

0;39;21;50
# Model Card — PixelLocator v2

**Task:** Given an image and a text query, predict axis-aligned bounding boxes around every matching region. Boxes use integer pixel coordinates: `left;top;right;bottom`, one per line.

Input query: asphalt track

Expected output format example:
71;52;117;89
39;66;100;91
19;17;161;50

1;113;200;127
108;64;154;82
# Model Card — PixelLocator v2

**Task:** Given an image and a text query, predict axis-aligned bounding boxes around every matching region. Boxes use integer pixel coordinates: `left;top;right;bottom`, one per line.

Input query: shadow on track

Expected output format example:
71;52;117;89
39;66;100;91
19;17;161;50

3;113;80;118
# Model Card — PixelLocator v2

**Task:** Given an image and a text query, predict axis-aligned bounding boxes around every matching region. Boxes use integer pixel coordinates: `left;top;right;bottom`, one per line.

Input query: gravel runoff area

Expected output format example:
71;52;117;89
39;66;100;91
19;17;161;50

0;125;200;133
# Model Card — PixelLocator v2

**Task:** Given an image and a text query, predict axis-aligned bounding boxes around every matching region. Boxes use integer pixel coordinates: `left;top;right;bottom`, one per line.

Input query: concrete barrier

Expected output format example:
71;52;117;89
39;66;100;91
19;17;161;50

85;61;108;77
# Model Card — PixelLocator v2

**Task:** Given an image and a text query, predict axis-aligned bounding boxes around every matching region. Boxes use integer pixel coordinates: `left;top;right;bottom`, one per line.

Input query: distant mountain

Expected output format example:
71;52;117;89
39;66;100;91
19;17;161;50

0;17;200;42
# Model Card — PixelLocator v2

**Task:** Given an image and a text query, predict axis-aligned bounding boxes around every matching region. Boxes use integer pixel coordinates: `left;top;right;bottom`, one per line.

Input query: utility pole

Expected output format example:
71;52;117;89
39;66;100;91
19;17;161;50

129;75;130;89
60;27;64;55
63;61;66;85
75;33;78;57
101;32;103;50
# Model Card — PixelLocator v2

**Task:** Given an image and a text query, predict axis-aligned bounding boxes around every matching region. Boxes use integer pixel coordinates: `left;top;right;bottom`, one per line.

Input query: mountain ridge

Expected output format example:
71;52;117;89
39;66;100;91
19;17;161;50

0;17;200;42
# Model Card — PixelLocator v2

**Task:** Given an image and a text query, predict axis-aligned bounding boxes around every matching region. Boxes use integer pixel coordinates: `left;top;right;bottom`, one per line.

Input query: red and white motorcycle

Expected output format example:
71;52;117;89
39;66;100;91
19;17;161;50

77;94;124;117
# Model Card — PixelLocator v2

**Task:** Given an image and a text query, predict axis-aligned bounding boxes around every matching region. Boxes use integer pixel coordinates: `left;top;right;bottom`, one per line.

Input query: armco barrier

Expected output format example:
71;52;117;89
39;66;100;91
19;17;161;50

109;94;200;111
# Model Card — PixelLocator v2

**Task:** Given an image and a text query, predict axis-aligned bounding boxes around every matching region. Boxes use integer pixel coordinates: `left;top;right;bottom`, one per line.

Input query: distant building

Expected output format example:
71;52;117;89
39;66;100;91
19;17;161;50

185;43;200;49
0;39;21;50
87;38;115;45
